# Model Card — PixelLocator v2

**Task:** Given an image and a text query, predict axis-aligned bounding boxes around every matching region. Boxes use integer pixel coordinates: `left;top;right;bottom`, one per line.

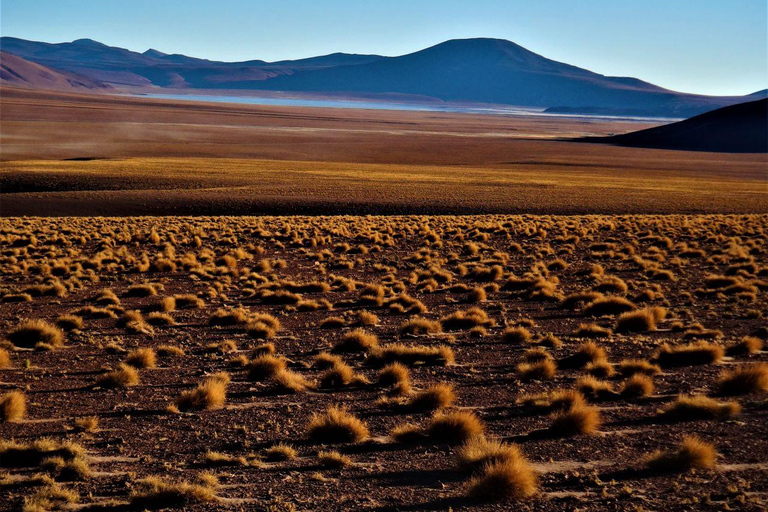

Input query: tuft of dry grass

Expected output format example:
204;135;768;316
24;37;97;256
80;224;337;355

615;307;666;333
620;374;654;398
467;458;538;502
502;326;531;344
548;404;601;437
726;336;763;356
407;383;456;412
307;406;369;444
559;341;606;369
7;320;64;349
575;376;615;400
716;364;768;395
129;474;218;508
368;343;454;367
377;362;412;396
317;450;353;468
517;359;556;381
124;347;157;369
660;395;741;420
0;438;85;467
175;373;229;411
0;348;10;369
246;355;287;381
440;307;491;331
583;297;636;316
263;443;297;462
0;390;26;422
457;437;522;473
517;389;586;412
74;416;99;432
655;342;725;367
332;329;379;353
55;315;83;332
157;344;185;357
22;483;80;512
573;323;612;338
398;317;442;336
96;364;139;388
426;411;484;445
645;436;717;473
618;359;662;376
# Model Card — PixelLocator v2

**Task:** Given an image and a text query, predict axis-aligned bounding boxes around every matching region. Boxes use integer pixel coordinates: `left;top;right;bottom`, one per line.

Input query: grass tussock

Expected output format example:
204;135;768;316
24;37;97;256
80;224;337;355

7;320;64;349
726;336;763;356
263;443;297;462
583;297;636;317
467;458;538;502
440;307;491;331
0;348;10;369
246;354;287;381
655;342;725;367
548;404;601;437
716;364;768;395
377;362;412;395
457;437;522;473
502;326;531;344
399;317;442;336
426;411;484;445
645;436;717;473
620;374;655;398
615;307;667;333
317;450;353;468
307;406;369;444
332;329;379;353
175;373;229;411
0;390;26;422
618;359;662;376
368;343;454;367
407;383;456;412
660;395;741;421
517;359;556;381
573;323;612;338
96;364;139;388
129;474;218;509
124;347;157;369
0;439;85;467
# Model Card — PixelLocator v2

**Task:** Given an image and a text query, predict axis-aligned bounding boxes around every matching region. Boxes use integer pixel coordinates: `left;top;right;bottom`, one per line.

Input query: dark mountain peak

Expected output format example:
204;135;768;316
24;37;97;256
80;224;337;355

71;38;107;47
143;48;168;58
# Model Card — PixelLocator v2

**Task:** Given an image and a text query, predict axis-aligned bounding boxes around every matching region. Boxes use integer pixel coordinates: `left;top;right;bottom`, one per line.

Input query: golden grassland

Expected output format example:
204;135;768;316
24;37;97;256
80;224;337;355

0;214;767;511
1;87;766;215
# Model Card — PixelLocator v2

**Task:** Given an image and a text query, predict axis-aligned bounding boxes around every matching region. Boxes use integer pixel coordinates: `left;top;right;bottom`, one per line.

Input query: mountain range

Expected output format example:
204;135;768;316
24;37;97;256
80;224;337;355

1;36;764;117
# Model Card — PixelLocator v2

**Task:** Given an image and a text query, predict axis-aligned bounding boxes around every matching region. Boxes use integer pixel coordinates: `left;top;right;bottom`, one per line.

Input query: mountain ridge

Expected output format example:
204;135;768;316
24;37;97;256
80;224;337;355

0;36;763;116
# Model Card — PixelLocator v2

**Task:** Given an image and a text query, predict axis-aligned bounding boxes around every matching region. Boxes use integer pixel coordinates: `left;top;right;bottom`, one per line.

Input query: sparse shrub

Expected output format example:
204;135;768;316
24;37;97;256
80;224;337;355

318;450;353;468
457;437;522;473
726;336;763;356
660;395;740;420
157;345;185;357
399;317;442;336
175;373;229;411
548;404;601;437
615;307;667;333
583;297;636;316
573;323;612;338
716;364;768;395
333;329;378;353
319;361;356;388
129;475;218;508
575;376;615;400
618;359;661;376
407;383;456;412
517;359;556;380
246;355;287;381
7;320;64;349
440;307;491;331
173;294;205;308
147;312;175;325
559;342;606;369
209;308;248;326
502;326;531;344
0;390;26;422
96;364;139;388
55;315;83;332
377;363;411;395
655;342;724;367
621;374;654;398
125;348;156;369
307;406;369;443
645;436;716;473
368;343;454;367
467;458;538;502
320;316;347;329
426;411;484;445
263;444;297;462
584;360;615;378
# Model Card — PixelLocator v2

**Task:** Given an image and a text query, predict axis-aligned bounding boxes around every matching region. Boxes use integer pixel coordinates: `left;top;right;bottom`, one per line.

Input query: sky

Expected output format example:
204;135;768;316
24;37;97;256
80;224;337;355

1;0;766;96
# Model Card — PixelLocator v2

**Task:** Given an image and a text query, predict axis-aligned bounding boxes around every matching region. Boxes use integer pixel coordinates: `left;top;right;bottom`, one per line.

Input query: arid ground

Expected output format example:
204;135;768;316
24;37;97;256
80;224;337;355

1;87;766;216
1;87;767;512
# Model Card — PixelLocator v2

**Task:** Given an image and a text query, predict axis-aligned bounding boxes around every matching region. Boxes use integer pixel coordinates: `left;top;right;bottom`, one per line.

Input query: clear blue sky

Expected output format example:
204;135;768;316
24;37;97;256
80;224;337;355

2;0;766;96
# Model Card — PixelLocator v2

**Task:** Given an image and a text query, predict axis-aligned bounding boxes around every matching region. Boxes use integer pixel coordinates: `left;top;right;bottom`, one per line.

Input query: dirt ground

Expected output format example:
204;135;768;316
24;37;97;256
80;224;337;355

1;214;767;511
1;87;766;216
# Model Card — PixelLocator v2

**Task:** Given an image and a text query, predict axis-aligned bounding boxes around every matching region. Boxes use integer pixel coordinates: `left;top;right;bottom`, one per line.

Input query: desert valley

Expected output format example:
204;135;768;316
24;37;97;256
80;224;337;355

0;7;767;511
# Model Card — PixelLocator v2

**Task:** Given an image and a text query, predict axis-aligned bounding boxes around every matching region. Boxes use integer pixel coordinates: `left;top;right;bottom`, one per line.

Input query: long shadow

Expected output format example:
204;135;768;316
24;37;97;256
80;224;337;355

368;496;473;511
354;467;464;488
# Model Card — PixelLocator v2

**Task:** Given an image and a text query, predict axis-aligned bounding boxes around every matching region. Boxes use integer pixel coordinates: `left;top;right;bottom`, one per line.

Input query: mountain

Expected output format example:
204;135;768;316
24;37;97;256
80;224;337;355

0;51;111;92
578;99;768;153
0;36;762;117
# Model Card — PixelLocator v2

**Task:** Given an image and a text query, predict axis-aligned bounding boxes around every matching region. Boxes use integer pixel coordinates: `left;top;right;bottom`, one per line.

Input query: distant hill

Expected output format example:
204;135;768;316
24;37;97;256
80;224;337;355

0;51;111;92
578;99;768;153
0;36;762;117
